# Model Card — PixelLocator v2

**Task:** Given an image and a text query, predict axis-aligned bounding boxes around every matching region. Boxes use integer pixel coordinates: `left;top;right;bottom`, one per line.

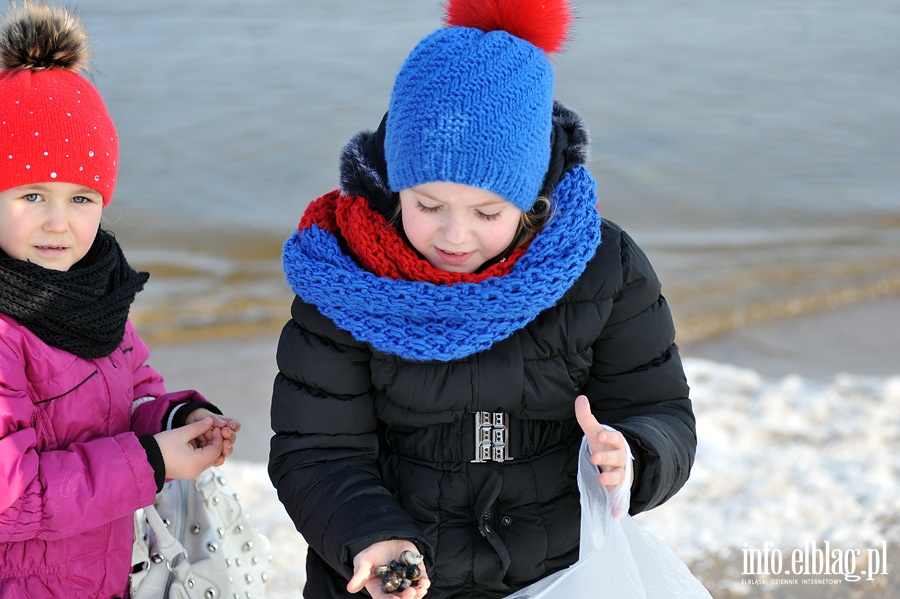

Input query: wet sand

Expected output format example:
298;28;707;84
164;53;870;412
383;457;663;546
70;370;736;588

682;296;900;381
149;326;282;463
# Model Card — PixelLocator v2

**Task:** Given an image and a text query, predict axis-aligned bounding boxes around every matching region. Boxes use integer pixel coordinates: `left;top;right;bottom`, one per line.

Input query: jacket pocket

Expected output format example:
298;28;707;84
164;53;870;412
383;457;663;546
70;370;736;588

34;370;99;404
31;366;105;451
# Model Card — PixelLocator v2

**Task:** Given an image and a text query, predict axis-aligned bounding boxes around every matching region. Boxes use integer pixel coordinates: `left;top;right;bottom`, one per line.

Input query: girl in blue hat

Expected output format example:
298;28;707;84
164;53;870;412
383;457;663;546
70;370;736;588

270;1;696;597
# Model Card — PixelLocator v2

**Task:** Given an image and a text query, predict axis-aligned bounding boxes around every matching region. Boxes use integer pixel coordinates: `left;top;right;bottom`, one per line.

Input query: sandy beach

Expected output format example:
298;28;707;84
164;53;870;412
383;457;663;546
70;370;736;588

0;0;892;594
150;325;282;464
683;296;900;381
145;296;900;598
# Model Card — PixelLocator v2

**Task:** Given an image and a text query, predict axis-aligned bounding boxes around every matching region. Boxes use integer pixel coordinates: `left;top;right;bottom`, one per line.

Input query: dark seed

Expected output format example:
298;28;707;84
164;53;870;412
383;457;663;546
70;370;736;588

375;552;425;594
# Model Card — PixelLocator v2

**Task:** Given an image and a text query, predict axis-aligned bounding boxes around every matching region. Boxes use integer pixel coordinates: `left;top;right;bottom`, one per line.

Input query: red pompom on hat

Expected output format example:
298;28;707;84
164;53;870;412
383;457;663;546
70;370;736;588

444;0;572;54
0;2;118;205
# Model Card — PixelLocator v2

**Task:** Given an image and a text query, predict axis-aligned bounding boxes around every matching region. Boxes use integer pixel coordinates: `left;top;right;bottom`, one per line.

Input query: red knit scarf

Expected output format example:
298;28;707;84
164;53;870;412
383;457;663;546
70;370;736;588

299;190;528;284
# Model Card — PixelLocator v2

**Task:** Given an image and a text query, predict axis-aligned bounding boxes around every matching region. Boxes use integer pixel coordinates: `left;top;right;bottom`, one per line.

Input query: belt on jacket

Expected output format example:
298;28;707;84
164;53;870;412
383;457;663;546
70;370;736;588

471;411;513;463
460;412;577;464
385;413;577;464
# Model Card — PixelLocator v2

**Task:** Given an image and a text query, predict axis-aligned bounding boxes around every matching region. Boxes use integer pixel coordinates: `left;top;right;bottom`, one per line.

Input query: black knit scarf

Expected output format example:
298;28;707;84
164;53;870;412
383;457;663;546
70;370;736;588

0;229;149;358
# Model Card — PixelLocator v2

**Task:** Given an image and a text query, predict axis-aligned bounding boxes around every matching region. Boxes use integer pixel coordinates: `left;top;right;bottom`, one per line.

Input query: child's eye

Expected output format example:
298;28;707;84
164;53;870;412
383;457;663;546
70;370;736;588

477;210;501;222
416;202;441;214
72;196;90;204
23;193;42;202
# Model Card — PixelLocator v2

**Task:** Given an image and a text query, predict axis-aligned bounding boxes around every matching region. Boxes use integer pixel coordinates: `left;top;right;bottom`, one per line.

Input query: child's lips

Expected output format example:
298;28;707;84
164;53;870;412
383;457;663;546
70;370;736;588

34;245;68;254
436;248;474;266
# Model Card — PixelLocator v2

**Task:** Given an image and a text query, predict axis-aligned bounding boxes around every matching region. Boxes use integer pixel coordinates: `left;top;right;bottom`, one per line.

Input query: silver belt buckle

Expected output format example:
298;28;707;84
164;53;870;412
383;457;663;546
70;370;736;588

472;411;513;463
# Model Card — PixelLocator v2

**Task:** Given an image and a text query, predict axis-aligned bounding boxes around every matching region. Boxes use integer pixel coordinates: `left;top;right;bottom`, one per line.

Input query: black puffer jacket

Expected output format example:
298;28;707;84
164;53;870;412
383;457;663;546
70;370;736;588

270;104;696;599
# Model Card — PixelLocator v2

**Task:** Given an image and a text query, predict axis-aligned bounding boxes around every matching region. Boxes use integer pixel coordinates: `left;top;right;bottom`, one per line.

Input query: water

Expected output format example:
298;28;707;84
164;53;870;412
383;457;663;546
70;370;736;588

63;0;900;343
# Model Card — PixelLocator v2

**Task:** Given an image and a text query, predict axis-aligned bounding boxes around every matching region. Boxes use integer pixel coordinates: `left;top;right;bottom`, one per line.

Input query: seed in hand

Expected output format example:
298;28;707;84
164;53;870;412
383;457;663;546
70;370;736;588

375;550;423;594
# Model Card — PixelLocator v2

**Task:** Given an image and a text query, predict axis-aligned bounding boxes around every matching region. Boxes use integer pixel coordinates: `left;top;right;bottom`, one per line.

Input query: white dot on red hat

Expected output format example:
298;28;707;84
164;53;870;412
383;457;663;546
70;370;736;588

89;151;94;157
50;172;57;178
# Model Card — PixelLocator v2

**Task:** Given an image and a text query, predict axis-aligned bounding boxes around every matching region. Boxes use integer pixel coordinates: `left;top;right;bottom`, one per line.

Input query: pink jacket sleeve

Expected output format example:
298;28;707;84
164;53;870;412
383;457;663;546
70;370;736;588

0;432;161;542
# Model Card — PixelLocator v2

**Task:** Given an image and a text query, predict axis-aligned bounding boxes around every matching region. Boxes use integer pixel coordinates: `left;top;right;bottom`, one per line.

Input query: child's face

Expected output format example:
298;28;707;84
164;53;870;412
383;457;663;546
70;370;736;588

0;182;103;271
399;181;523;273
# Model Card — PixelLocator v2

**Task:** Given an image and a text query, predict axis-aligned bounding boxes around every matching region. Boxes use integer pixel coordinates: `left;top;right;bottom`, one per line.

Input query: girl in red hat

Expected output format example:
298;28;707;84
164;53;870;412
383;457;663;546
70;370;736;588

0;4;241;597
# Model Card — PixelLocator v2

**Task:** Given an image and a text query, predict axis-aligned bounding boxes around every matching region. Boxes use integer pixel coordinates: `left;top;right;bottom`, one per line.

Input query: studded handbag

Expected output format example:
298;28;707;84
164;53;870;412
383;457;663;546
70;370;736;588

130;466;271;599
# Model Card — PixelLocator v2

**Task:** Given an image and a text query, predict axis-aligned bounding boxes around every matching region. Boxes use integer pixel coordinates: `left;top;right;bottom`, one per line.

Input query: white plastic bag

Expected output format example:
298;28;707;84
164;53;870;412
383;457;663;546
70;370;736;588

504;437;712;598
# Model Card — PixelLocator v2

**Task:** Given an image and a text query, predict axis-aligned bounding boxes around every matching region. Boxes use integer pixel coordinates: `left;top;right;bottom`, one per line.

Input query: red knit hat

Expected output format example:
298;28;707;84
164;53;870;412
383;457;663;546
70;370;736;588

0;3;118;205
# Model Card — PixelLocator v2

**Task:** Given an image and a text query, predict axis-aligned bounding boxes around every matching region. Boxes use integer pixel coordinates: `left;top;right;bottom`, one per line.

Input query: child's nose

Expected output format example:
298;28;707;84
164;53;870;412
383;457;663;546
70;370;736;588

42;204;69;232
443;214;469;244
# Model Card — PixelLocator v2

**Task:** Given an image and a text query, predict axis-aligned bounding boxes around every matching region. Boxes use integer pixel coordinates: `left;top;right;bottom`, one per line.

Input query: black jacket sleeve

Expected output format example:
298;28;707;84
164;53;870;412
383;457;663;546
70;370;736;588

268;297;429;578
581;225;696;515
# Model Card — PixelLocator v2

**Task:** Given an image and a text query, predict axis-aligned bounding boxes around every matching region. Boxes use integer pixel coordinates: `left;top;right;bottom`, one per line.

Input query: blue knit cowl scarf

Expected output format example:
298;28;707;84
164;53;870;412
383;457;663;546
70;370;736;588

283;165;602;362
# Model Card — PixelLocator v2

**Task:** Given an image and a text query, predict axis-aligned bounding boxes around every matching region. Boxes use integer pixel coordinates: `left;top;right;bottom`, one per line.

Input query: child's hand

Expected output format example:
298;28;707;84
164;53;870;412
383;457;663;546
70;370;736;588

186;408;241;466
575;394;634;515
154;418;223;479
348;540;430;599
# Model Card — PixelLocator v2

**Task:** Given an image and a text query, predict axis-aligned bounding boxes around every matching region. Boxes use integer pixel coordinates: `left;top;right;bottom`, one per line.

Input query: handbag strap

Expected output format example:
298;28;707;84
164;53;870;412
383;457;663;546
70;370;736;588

143;503;193;580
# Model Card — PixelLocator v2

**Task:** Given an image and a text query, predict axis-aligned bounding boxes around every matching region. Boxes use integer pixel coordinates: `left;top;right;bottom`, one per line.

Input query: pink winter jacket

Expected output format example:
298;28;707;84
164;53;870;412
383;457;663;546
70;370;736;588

0;313;197;598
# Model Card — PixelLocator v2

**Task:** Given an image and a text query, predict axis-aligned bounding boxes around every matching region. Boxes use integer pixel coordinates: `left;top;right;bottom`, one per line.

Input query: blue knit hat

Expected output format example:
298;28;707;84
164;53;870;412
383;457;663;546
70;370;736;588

385;0;572;212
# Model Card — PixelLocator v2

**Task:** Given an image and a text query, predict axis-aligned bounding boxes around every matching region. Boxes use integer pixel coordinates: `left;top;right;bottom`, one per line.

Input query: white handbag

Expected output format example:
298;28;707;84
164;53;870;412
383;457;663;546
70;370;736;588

130;466;271;599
